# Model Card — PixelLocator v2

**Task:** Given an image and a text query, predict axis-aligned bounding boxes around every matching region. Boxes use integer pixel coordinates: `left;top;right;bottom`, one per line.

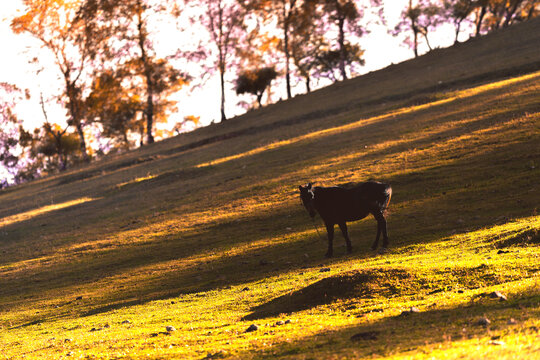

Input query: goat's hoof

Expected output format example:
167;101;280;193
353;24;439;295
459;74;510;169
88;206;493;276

371;245;378;251
378;247;389;254
347;247;353;254
325;252;333;258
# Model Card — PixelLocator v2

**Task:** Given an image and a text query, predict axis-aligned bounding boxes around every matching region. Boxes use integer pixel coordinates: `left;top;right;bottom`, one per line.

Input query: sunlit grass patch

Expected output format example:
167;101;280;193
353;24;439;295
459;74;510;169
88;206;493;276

115;174;157;189
0;197;97;228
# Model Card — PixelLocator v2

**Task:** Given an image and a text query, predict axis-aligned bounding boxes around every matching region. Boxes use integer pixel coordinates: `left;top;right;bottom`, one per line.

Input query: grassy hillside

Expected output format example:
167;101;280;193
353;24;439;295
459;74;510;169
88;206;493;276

1;19;540;359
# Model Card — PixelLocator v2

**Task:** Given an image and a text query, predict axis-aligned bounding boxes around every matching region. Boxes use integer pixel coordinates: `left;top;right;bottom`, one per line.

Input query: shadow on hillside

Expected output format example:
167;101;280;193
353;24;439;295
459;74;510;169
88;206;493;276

1;72;539;325
2;132;539;325
237;286;540;359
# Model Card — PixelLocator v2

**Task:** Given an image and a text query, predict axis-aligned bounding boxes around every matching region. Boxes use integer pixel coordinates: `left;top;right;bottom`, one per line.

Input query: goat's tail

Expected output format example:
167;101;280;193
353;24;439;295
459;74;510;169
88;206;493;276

381;185;392;217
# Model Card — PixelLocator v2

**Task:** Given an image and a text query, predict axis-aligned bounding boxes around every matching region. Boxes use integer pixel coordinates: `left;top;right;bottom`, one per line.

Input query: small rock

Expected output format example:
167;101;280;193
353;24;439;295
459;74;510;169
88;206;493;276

490;291;507;301
121;320;131;324
104;324;110;328
320;267;331;272
66;352;74;357
457;289;465;293
246;324;259;332
476;317;491;327
497;249;510;254
507;318;517;325
275;320;285;326
284;319;292;324
213;350;228;358
171;301;176;304
242;287;250;292
64;338;73;343
489;340;505;346
166;326;176;332
75;296;83;301
401;307;420;316
90;327;98;332
205;350;228;359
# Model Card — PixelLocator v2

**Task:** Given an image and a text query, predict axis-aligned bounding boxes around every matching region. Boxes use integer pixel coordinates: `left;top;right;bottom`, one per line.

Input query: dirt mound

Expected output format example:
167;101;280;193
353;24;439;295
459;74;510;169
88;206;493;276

244;268;417;320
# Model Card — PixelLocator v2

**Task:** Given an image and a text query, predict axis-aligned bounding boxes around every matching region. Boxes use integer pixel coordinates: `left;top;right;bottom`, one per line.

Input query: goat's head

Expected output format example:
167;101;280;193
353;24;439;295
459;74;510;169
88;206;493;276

299;183;316;218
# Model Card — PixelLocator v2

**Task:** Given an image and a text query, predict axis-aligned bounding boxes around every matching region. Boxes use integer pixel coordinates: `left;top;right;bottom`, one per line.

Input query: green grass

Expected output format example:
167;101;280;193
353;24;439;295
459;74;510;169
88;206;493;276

1;20;540;359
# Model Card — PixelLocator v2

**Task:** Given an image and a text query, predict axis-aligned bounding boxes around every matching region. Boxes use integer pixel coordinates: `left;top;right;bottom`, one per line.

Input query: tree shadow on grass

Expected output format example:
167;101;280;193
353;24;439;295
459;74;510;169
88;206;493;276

2;134;538;326
2;77;539;326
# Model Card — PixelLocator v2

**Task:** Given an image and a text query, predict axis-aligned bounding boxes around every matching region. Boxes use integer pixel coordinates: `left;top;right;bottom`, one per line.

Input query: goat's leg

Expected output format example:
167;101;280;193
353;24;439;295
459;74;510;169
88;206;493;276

338;222;353;253
325;222;334;258
372;220;381;251
373;211;389;249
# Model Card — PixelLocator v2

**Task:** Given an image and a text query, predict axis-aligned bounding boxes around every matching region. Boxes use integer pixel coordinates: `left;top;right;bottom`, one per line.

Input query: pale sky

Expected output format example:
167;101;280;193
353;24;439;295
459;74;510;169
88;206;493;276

0;0;459;134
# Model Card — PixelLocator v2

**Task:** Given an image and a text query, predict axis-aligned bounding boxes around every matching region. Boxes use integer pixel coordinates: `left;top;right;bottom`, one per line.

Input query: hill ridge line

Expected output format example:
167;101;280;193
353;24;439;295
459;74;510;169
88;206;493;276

162;61;540;158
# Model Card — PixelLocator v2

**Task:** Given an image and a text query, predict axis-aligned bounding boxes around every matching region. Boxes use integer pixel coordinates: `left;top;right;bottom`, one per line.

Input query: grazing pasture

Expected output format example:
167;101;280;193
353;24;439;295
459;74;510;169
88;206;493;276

1;19;540;359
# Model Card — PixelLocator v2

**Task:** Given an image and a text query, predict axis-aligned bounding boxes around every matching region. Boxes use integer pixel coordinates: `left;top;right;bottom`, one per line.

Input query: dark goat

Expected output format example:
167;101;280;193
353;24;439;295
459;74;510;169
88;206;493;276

299;181;392;257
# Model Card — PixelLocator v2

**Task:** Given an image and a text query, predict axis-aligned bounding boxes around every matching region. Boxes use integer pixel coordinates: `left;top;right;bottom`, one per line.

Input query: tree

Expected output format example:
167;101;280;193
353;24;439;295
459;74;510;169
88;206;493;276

235;67;278;108
85;70;144;149
393;0;444;56
472;1;539;35
189;0;246;122
393;0;422;57
38;124;81;171
289;0;328;92
243;0;304;100
38;92;82;170
442;0;476;43
11;0;98;161
314;43;365;82
316;0;382;80
0;83;28;181
417;2;445;51
79;0;190;145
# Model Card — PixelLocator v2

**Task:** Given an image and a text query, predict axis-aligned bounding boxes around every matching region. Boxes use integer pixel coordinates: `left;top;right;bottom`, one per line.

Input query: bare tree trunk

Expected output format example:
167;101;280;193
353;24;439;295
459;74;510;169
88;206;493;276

476;6;487;36
282;1;292;99
409;0;419;57
454;19;462;44
136;2;154;144
503;1;520;27
74;123;87;160
220;66;226;122
65;81;89;161
422;27;433;51
218;3;227;122
527;1;537;19
338;15;347;81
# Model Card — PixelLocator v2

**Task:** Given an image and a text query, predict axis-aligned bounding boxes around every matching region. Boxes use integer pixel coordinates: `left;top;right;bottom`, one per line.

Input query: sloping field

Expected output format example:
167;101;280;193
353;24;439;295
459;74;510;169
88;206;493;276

1;19;539;359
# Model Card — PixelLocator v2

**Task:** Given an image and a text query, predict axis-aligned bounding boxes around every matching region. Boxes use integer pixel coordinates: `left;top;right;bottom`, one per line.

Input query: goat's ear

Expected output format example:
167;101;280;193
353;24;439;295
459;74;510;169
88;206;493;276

298;185;304;191
307;182;312;189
